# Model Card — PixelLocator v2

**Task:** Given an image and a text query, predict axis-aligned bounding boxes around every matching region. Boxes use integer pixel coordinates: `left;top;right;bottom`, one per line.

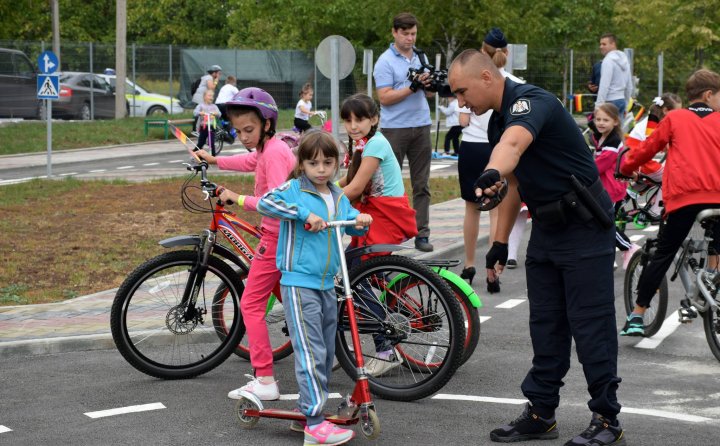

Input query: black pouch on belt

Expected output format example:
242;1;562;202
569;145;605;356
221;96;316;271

534;200;567;225
569;175;613;229
561;190;593;222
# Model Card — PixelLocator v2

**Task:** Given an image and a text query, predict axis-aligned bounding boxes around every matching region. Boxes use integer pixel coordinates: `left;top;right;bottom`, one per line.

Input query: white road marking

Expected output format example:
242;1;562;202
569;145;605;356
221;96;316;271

620;407;711;423
479;316;492;323
495;299;526;309
634;315;682;349
167;159;184;163
431;395;714;423
0;425;11;434
644;226;659;232
432;394;527;405
59;172;77;176
116;165;134;170
630;234;645;241
88;169;107;173
84;402;166;419
430;165;448;171
142;163;159;166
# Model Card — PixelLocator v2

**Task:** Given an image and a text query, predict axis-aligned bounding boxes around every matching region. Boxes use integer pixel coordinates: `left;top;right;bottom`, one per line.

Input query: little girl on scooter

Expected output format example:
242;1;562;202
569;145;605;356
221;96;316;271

337;93;418;376
256;130;372;445
196;88;296;402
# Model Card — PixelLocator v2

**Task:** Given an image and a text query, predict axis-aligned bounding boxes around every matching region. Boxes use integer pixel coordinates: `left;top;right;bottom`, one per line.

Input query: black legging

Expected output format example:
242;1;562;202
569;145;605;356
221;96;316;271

444;125;462;153
294;117;311;133
636;204;720;308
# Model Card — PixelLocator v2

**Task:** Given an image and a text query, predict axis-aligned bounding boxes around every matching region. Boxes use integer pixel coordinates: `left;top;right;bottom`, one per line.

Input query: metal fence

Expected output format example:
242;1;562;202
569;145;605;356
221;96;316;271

2;39;715;116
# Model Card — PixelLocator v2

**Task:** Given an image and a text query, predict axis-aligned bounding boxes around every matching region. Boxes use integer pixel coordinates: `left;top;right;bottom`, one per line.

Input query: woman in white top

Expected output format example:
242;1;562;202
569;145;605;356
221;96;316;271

294;83;316;133
458;27;527;293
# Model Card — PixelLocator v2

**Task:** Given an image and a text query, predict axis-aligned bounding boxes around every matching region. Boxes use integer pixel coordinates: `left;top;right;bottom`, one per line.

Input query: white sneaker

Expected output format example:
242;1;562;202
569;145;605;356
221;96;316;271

622;244;641;270
228;374;280;401
365;349;403;377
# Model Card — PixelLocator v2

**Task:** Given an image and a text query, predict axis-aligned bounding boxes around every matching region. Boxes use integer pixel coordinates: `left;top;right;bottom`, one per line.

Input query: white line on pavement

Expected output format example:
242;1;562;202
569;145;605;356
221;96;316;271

59;172;78;176
167;160;184;163
0;176;44;185
479;316;492;323
644;226;659;232
634;315;682;349
88;169;107;173
0;425;11;434
142;163;159;166
116;166;134;170
620;407;711;423
84;402;166;419
429;165;448;171
630;234;645;241
495;299;526;309
431;395;713;423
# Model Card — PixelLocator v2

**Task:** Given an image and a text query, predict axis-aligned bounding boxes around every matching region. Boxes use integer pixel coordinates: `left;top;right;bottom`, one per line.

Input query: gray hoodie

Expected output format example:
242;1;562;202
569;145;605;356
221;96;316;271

597;50;633;104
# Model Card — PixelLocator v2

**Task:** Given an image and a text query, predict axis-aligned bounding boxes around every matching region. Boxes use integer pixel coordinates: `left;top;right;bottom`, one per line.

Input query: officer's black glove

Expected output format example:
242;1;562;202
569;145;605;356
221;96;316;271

474;169;507;211
409;75;424;93
474;169;501;192
486;241;509;269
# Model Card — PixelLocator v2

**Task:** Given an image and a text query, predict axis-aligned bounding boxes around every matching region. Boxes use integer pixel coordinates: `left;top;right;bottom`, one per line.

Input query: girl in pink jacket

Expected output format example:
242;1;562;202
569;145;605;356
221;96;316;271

195;88;296;401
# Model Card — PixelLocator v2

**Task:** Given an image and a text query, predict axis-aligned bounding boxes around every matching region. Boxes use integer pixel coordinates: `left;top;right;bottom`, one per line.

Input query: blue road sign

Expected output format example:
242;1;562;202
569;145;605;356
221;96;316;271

38;51;59;74
37;74;60;99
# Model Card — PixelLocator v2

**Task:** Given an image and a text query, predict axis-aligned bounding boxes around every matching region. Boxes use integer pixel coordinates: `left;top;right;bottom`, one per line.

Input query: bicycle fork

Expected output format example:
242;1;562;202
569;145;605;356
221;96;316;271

180;230;216;323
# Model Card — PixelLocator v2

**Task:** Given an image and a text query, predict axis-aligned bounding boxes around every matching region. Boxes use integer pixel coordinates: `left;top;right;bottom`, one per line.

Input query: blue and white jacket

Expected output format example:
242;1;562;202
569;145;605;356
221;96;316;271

257;175;366;290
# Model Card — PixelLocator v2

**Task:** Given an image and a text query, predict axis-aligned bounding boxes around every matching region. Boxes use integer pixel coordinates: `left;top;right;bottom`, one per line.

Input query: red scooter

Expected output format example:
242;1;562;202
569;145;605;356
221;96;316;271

234;220;381;440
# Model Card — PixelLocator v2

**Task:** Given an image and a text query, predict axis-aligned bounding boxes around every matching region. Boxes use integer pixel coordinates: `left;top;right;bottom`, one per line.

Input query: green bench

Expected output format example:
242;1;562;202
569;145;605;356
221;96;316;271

144;118;194;140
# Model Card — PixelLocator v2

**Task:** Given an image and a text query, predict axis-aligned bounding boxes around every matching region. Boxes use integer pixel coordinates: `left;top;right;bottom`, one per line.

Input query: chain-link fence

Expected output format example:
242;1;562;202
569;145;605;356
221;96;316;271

1;39;715;117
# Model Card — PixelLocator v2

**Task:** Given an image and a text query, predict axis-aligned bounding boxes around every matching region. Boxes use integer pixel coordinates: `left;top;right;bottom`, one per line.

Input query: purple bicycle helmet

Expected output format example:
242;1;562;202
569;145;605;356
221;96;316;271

226;87;279;129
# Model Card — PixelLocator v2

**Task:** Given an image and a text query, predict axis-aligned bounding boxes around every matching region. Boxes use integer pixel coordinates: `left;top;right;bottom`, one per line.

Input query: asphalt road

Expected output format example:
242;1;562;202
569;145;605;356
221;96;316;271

1;224;719;445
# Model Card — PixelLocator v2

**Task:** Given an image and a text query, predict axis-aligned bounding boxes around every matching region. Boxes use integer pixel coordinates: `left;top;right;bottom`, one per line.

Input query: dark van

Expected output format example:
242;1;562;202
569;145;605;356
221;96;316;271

0;48;43;119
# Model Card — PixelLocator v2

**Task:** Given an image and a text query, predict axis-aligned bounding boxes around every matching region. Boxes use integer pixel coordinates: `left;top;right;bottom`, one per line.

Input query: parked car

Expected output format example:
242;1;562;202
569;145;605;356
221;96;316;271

0;47;44;119
98;74;182;117
55;72;121;120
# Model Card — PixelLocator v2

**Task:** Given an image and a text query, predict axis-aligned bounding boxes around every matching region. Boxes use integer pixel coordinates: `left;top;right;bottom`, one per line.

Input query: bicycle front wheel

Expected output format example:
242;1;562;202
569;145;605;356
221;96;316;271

623;249;668;337
110;250;244;379
335;255;465;401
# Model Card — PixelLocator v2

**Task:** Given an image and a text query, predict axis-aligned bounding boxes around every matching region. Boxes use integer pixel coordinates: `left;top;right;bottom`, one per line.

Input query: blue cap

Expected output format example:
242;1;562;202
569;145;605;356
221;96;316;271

484;28;507;48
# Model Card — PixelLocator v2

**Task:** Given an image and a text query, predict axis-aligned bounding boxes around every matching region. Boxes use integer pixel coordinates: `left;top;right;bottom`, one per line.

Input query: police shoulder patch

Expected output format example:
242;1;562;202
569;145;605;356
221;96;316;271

510;98;531;116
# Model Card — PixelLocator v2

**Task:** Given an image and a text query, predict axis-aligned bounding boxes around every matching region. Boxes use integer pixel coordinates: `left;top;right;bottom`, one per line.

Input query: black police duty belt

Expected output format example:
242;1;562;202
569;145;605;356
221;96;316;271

532;176;613;229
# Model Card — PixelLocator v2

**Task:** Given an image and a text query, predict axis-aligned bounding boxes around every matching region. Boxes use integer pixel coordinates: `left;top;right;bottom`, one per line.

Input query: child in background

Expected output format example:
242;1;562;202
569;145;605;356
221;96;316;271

439;96;462;156
294;83;316;133
337;93;417;376
593;102;640;269
256;131;372;446
193;89;221;154
215;75;240;121
195;88;297;402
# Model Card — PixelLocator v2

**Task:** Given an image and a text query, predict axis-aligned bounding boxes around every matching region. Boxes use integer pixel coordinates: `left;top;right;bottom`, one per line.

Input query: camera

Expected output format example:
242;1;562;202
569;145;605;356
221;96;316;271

406;48;453;98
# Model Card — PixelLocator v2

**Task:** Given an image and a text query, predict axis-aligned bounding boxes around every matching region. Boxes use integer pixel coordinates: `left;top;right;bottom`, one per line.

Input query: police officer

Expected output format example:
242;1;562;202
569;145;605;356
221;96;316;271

448;49;625;446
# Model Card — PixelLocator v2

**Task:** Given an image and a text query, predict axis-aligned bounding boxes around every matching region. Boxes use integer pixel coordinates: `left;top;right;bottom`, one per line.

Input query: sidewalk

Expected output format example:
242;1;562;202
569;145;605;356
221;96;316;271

0;149;491;356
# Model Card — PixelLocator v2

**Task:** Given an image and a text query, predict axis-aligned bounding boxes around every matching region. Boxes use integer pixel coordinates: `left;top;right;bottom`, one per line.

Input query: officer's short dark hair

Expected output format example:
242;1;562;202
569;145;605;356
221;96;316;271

600;33;617;45
686;69;720;101
393;13;418;31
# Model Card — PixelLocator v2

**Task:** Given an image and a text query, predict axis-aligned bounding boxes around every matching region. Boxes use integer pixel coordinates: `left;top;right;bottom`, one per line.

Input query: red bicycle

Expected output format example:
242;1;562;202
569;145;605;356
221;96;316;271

110;159;465;401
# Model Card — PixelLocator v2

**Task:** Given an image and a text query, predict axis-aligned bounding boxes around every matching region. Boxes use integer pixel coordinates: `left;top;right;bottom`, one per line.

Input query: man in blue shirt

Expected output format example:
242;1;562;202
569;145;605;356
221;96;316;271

373;12;434;252
449;49;625;446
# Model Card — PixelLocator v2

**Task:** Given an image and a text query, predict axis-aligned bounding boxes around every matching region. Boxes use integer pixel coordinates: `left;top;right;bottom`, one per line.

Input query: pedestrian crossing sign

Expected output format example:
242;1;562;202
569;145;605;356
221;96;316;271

37;74;59;99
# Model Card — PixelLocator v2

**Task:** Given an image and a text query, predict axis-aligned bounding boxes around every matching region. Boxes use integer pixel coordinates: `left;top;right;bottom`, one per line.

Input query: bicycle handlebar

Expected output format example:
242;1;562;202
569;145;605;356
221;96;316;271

614;147;662;186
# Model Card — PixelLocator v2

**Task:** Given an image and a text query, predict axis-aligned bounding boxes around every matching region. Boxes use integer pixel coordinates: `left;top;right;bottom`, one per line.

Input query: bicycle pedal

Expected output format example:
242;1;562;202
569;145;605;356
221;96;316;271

677;307;698;323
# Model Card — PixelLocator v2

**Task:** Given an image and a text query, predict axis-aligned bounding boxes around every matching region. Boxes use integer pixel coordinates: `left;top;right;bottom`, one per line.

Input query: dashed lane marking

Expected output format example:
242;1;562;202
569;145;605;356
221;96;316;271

0;425;11;434
59;172;77;176
142;163;159;166
116;165;134;170
634;315;682;349
630;234;645;241
495;299;526;309
88;169;107;173
167;160;184;163
84;402;166;419
479;316;492;323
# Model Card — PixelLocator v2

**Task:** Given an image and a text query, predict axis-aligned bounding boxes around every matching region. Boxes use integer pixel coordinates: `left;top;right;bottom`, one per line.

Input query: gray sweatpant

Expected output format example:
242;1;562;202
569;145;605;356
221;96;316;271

281;285;337;426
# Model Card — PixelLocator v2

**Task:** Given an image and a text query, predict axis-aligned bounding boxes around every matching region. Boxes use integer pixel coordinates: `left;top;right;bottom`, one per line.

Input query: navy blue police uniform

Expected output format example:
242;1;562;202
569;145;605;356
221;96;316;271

488;78;621;419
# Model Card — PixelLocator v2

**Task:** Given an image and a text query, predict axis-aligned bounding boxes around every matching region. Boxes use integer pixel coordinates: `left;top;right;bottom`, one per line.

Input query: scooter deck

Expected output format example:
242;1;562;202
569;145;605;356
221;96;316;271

245;408;359;426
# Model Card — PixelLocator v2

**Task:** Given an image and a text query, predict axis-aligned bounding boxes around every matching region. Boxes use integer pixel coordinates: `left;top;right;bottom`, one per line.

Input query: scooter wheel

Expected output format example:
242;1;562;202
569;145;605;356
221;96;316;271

360;408;381;440
235;397;260;429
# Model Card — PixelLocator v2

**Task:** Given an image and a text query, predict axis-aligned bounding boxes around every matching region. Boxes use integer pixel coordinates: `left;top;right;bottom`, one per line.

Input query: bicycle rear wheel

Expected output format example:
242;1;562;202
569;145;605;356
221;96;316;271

110;250;244;379
212;281;294;362
334;255;465;401
623;249;668;337
703;302;720;362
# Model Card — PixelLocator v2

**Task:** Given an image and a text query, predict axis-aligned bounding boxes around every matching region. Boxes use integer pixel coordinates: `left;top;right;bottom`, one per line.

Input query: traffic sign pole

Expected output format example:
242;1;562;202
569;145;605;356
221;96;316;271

47;100;52;178
37;50;59;178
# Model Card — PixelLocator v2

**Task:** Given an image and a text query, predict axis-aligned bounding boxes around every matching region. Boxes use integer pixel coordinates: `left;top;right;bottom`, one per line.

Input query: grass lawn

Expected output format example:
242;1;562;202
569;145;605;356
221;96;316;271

0;175;460;305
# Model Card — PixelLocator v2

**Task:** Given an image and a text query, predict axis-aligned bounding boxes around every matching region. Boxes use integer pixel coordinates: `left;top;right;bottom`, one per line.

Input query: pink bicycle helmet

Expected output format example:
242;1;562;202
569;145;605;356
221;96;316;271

226;87;279;129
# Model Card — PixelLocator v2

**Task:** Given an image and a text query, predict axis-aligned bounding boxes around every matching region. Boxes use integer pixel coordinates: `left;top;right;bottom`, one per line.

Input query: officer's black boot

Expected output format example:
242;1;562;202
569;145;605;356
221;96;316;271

490;403;558;442
563;413;625;446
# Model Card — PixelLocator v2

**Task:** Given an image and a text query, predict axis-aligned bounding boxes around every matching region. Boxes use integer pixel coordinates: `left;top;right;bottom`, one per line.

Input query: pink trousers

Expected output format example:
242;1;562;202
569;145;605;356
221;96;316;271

241;229;281;376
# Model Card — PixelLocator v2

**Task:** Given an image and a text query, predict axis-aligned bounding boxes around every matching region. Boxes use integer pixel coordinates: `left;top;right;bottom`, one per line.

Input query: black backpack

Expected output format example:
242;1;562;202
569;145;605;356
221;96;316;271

190;77;202;96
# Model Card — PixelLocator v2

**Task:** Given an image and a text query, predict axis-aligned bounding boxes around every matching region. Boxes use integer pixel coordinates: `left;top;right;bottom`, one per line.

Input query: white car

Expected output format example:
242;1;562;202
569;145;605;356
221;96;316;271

99;74;183;117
